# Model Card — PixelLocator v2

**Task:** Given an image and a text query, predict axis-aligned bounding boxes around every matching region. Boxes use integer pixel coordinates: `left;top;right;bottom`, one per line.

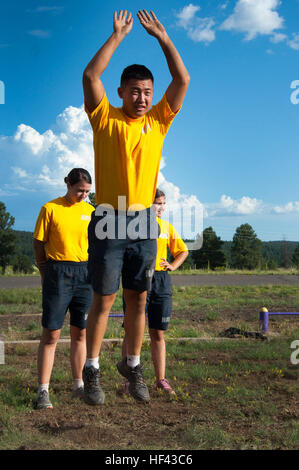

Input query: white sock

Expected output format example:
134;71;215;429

85;357;99;369
126;355;140;369
73;379;84;390
38;383;49;394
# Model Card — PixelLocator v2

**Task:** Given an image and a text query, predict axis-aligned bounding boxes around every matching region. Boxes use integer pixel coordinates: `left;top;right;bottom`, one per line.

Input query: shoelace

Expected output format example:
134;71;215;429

130;366;146;386
85;368;101;390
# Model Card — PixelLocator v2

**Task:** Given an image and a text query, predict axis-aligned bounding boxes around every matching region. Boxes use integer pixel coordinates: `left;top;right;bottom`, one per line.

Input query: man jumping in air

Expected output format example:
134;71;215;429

82;9;189;405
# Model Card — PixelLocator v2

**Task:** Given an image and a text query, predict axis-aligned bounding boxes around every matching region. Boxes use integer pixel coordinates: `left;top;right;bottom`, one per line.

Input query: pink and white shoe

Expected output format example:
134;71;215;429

155;379;176;395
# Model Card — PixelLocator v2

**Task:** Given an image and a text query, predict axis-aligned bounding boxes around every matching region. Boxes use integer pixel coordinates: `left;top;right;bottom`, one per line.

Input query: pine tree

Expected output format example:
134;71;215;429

88;192;96;208
0;202;17;274
292;244;299;268
231;223;262;270
192;226;226;270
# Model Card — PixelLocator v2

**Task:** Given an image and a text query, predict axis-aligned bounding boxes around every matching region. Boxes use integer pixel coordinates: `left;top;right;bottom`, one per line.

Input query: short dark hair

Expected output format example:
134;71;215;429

120;64;154;87
64;168;92;186
155;188;165;200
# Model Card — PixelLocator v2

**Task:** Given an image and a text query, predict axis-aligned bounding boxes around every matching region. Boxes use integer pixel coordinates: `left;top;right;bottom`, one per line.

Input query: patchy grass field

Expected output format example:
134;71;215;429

0;285;298;450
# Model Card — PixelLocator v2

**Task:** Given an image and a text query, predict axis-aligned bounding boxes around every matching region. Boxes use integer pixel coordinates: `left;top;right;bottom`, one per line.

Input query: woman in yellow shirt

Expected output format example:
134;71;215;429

122;189;188;395
33;168;94;409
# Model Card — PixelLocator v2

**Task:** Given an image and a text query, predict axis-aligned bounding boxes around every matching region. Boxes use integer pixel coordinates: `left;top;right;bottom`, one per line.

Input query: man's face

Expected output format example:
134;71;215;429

153;196;166;218
118;79;153;119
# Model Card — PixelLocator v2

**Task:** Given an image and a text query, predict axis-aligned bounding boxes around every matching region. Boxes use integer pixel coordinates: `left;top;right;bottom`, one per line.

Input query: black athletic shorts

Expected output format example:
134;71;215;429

123;270;172;331
88;207;159;295
146;271;172;330
42;260;93;330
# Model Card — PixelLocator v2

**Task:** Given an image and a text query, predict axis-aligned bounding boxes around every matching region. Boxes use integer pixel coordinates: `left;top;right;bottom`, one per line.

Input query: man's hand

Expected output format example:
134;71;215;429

114;10;133;37
83;10;133;114
137;10;166;40
137;9;189;113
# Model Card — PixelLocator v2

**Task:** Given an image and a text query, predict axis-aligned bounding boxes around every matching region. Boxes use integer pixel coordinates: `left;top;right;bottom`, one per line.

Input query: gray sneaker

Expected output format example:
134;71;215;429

72;386;84;399
82;365;105;405
116;358;150;403
35;390;53;409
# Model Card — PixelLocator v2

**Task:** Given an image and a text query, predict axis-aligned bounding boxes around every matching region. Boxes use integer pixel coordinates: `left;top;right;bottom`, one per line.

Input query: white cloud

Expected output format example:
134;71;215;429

0;105;94;194
28;30;51;38
27;6;64;14
219;2;229;10
270;32;287;43
273;202;299;213
176;4;216;44
205;194;264;216
220;0;284;40
288;33;299;50
176;3;201;28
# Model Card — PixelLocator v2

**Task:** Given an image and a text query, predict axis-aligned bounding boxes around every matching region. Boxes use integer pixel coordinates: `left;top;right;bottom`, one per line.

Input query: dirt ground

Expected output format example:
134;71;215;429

2;341;298;451
1;281;299;451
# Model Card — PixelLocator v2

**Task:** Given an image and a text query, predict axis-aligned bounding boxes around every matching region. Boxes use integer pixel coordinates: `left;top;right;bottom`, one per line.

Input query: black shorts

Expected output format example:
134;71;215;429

42;261;93;330
146;271;172;331
123;270;172;331
88;207;159;295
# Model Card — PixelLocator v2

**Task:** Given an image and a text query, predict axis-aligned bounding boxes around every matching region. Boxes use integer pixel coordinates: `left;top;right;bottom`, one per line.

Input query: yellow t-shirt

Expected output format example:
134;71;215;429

155;218;188;271
86;93;178;210
33;197;94;262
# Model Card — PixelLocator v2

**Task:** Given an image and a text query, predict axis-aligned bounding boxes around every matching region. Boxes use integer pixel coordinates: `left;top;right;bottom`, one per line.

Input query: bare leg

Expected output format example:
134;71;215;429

70;325;86;379
149;328;166;382
121;334;127;359
123;289;147;356
37;328;61;385
86;292;116;358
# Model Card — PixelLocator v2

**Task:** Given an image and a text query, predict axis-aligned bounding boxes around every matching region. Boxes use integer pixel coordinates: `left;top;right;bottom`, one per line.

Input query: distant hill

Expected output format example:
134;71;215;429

13;230;299;268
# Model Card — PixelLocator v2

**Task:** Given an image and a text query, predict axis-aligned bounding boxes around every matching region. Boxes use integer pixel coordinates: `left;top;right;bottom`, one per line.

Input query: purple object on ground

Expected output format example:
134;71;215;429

260;310;299;333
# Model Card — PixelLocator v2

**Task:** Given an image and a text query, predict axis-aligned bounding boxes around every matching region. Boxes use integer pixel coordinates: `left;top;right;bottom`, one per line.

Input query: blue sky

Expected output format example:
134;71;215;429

1;0;299;241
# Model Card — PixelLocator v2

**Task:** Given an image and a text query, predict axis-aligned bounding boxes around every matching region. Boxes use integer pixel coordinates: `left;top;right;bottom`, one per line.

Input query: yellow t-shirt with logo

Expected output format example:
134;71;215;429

155;218;188;271
33;197;94;262
85;93;178;210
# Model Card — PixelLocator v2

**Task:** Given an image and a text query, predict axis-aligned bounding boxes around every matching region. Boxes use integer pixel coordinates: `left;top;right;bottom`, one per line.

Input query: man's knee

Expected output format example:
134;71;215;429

149;328;164;342
123;289;147;312
41;328;61;345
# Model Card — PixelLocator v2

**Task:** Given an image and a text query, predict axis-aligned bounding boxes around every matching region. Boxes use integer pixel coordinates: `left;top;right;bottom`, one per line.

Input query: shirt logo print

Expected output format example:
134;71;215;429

142;124;151;135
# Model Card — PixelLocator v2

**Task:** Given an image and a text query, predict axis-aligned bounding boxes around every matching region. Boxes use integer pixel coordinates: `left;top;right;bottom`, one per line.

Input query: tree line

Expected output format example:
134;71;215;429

185;225;299;271
1;200;299;274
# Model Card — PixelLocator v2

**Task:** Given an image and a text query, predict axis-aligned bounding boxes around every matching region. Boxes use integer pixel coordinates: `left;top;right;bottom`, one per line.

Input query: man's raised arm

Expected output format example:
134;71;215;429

83;10;133;114
137;10;190;113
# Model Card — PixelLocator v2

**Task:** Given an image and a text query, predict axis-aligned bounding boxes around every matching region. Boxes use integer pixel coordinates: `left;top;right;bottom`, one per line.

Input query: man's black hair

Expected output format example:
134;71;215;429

120;64;154;87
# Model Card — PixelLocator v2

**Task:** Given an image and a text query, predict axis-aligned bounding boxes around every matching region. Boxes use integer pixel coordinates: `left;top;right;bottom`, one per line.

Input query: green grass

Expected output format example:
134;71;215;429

1;284;299;449
0;338;298;450
171;267;299;275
